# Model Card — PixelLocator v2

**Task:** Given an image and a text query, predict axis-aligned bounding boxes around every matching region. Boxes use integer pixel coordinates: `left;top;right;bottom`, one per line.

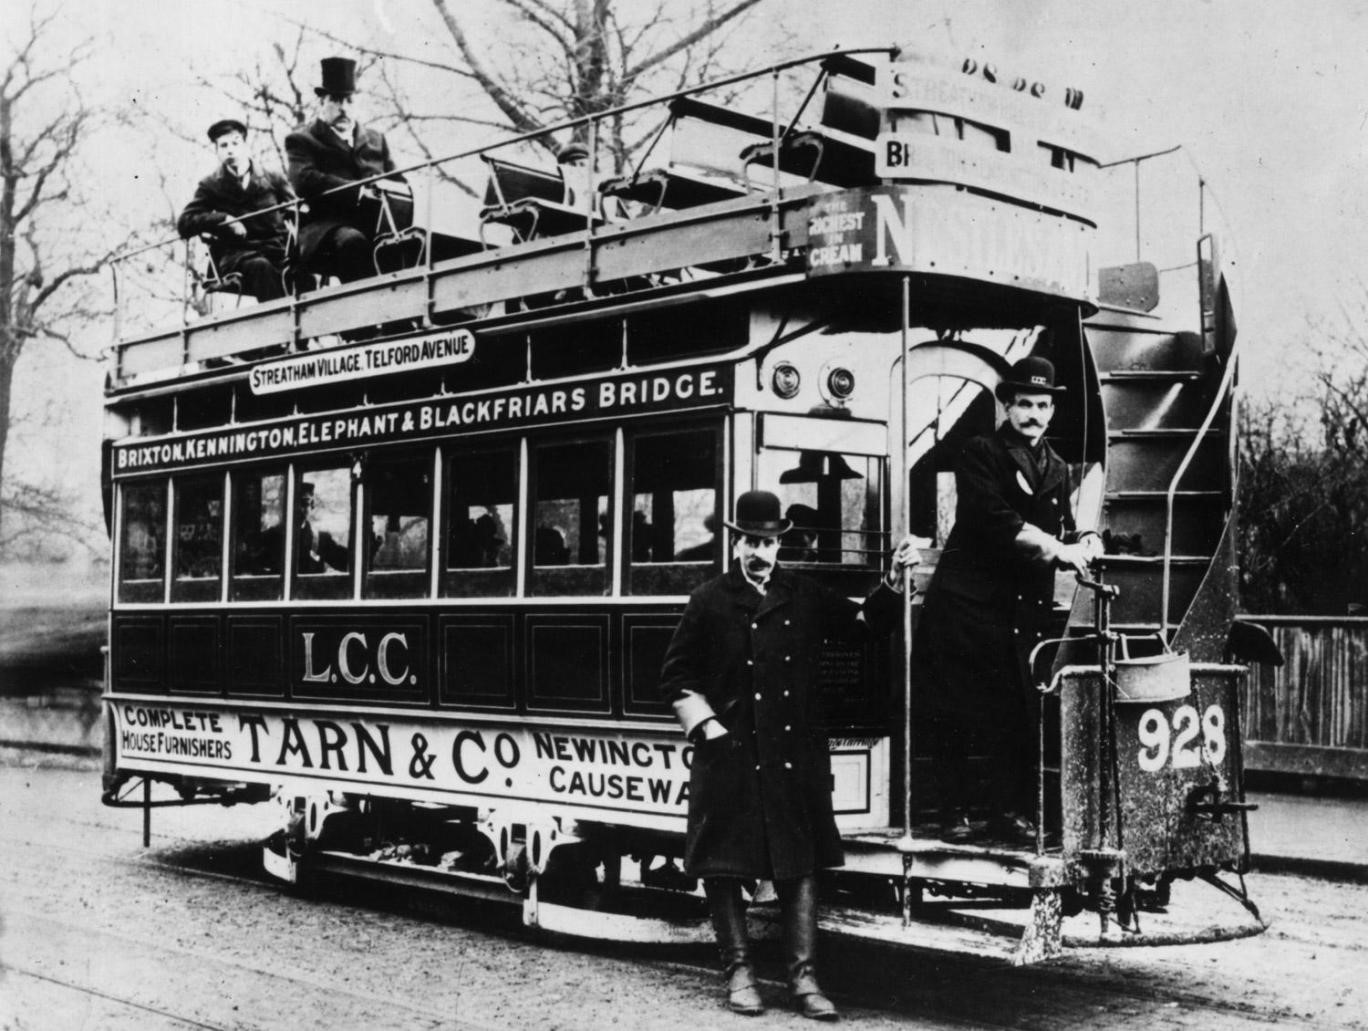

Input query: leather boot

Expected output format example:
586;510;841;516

704;878;764;1015
777;875;839;1021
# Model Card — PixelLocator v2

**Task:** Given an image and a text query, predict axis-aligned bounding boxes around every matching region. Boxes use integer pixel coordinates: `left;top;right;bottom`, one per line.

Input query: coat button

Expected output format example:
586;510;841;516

754;692;761;701
784;762;792;770
751;622;758;630
785;724;791;732
746;659;754;666
783;690;791;697
784;655;792;662
784;619;791;627
754;764;760;771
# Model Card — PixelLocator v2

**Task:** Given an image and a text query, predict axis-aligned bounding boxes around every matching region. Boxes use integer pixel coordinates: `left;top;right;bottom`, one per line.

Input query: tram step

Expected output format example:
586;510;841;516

1085;322;1203;373
1090;556;1210;626
1099;371;1210;430
1102;490;1227;555
1105;430;1228;492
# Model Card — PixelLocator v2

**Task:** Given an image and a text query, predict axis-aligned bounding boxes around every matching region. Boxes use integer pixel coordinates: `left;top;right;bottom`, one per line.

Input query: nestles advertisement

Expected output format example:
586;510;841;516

806;186;1092;300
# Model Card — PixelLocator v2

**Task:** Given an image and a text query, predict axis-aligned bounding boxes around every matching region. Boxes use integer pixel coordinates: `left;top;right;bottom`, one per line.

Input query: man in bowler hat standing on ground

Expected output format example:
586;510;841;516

913;355;1102;845
661;489;918;1019
285;57;403;283
177;118;293;301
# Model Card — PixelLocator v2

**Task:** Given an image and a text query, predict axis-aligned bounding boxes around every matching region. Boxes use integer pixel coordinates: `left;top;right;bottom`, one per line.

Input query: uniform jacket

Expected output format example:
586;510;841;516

660;565;901;880
176;164;292;266
914;424;1081;720
284;119;399;261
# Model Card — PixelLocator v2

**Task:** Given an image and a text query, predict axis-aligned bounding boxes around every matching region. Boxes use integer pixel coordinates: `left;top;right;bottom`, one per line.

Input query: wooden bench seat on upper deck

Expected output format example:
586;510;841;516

479;155;603;243
598;97;805;213
739;54;881;189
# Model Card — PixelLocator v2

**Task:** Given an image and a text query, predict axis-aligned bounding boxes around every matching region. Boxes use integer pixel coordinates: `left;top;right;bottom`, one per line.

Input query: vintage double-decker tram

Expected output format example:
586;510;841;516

102;45;1262;963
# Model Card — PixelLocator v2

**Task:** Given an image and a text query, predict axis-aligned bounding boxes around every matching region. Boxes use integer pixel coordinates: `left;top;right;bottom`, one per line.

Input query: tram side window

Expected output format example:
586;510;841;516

628;426;719;595
172;474;223;602
365;450;431;599
119;480;166;603
231;468;286;601
759;448;882;568
445;446;517;598
294;465;353;600
530;437;610;596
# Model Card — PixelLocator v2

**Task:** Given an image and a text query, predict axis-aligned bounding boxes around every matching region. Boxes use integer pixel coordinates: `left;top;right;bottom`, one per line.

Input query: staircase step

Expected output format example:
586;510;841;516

1100;372;1210;430
1101;491;1227;555
1106;430;1228;492
1085;323;1204;373
1088;556;1209;626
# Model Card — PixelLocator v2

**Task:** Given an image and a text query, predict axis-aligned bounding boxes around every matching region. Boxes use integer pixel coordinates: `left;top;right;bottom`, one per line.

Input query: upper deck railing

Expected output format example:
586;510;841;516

108;45;1112;394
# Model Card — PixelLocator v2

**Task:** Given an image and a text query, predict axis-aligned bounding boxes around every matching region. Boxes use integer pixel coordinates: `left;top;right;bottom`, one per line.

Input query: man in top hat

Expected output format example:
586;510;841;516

660;490;918;1020
913;355;1102;845
285;57;405;282
177;118;294;301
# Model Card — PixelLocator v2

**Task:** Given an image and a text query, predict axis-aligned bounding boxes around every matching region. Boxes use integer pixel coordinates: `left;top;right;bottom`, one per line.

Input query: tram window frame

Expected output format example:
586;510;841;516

292;462;356;601
171;473;224;602
443;443;518;599
363;448;435;600
625;421;722;596
757;442;884;596
229;465;287;602
117;478;167;603
528;433;613;597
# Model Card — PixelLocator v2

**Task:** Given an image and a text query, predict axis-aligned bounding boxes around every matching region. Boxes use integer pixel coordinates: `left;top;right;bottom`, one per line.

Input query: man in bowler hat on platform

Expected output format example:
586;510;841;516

177;118;293;301
913;355;1102;844
661;490;918;1019
285;57;404;282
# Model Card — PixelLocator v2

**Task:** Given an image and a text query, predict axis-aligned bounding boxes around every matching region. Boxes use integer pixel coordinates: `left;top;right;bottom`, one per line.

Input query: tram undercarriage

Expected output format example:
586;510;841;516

240;775;1263;966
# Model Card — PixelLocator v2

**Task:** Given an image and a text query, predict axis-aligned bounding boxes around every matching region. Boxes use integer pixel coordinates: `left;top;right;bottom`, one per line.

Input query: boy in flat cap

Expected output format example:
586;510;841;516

177;118;293;301
284;57;405;283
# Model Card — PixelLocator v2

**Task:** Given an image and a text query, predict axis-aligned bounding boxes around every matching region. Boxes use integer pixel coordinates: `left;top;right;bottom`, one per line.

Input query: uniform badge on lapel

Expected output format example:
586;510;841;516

1015;469;1034;495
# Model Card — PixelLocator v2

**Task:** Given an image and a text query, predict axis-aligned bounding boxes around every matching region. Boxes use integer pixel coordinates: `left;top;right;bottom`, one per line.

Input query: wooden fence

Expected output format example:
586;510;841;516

1242;615;1368;780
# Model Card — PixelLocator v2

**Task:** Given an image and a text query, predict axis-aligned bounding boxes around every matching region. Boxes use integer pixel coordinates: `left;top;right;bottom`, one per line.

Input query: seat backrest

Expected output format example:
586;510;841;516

666;97;777;180
819;54;882;140
482;156;566;209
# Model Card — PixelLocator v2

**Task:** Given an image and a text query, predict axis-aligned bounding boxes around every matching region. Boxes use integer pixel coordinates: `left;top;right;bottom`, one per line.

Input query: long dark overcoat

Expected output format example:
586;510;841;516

284;119;398;263
914;425;1076;726
660;566;900;880
176;165;293;268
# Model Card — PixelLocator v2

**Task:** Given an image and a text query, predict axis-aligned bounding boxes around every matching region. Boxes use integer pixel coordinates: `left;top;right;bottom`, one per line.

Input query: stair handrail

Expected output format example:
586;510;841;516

1160;308;1240;638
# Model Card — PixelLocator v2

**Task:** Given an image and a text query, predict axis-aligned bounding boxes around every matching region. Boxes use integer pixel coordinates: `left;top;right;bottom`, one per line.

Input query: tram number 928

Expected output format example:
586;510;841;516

1134;704;1227;773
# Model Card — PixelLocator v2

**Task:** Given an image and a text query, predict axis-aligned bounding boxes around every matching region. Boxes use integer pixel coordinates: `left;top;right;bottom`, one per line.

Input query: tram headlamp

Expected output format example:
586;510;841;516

771;362;801;399
825;366;856;401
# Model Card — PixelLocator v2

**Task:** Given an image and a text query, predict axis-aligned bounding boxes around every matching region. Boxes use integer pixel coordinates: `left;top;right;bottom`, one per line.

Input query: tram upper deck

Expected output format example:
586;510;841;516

106;46;1146;395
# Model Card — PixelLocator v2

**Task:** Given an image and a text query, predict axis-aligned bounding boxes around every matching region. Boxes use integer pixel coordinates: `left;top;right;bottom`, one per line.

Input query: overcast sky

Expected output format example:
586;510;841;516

7;0;1365;531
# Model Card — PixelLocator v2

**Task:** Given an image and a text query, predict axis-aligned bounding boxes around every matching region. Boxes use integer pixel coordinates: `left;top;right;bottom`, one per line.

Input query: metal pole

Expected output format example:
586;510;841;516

898;273;915;849
142;779;151;848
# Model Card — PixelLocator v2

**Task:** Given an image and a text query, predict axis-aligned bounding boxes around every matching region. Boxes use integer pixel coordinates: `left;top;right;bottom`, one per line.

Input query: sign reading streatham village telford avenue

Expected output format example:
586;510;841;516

249;329;477;395
114;361;733;474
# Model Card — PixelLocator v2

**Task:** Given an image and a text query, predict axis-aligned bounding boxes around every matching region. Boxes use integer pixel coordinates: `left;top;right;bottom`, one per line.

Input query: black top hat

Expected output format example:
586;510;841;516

316;57;358;97
778;450;863;484
724;490;791;537
207;118;247;142
995;355;1066;403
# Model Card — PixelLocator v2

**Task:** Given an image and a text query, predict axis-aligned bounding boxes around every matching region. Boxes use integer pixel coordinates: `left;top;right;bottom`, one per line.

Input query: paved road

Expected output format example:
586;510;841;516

2;756;1366;1030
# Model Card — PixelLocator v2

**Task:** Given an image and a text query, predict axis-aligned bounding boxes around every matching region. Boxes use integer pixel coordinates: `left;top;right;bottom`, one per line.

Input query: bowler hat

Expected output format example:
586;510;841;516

557;142;590;164
724;490;791;537
995;355;1066;403
778;450;863;484
207;118;247;142
316;56;358;97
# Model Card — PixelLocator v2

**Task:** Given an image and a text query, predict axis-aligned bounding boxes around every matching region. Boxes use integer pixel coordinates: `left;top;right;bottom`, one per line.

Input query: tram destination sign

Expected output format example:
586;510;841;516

248;328;476;395
114;363;731;474
806;185;1092;300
